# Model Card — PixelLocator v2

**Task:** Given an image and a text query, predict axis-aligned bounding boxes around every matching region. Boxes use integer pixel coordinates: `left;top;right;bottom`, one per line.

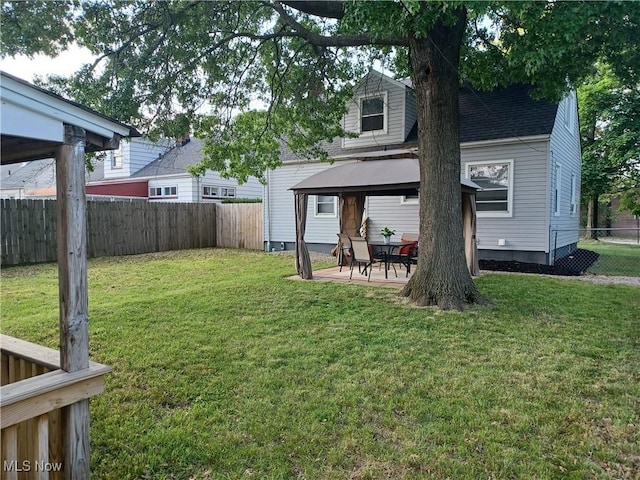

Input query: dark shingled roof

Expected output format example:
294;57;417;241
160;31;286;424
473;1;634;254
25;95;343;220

406;84;558;144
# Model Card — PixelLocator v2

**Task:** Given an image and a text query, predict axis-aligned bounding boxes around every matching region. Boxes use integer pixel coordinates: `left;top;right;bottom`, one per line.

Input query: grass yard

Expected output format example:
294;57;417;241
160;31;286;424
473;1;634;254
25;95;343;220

578;240;640;277
1;249;639;479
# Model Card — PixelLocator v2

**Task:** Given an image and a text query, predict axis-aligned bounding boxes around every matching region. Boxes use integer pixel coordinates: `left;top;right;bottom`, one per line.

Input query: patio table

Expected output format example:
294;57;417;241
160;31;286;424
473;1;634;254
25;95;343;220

369;241;415;279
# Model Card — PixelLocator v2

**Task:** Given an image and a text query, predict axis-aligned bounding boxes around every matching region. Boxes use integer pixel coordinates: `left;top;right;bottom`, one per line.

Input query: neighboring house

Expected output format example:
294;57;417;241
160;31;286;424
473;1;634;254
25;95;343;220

1;137;263;203
264;70;582;264
1;159;57;198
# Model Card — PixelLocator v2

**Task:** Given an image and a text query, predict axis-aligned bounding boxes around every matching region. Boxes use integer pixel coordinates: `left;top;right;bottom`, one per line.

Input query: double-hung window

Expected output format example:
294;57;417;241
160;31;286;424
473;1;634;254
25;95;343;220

554;163;562;217
111;151;123;170
149;185;177;198
203;185;236;199
570;174;577;216
467;160;513;217
360;93;386;133
315;195;337;217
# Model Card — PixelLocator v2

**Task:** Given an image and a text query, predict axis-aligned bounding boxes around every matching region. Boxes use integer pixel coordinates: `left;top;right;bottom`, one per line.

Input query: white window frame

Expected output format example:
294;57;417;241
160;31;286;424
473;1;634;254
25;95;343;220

400;192;419;205
149;185;178;199
202;185;236;199
563;92;575;133
110;151;123;170
314;195;337;218
203;185;220;199
554;163;562;217
466;160;514;218
358;91;388;136
570;173;577;217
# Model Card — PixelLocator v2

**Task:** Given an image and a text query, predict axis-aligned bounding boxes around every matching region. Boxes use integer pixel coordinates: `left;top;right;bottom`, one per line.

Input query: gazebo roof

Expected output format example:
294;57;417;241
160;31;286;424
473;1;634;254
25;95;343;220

289;158;479;196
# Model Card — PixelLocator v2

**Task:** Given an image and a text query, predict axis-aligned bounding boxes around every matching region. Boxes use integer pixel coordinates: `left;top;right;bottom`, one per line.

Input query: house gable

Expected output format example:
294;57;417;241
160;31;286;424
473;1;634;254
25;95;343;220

342;70;411;149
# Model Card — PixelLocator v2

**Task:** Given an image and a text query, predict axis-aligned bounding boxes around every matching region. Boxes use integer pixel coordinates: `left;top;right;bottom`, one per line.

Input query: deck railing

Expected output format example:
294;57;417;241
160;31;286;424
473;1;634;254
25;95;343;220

0;335;111;480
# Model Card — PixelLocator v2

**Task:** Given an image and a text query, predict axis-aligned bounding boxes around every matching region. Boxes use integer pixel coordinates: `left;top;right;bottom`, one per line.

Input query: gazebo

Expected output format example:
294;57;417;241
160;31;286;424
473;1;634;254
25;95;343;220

1;71;139;479
289;158;479;280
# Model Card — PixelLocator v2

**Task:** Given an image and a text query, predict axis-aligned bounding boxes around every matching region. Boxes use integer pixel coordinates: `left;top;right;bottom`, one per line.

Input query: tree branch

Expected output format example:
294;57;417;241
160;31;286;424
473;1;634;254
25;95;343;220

281;1;344;19
271;1;408;47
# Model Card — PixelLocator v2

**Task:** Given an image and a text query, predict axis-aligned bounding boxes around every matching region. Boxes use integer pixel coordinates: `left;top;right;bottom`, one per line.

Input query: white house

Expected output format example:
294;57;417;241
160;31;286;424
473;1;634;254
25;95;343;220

1;136;263;203
264;70;582;265
85;137;263;202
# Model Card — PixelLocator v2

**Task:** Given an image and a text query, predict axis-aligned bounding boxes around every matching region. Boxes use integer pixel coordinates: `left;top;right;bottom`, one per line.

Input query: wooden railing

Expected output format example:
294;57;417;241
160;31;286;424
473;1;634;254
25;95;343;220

0;335;111;480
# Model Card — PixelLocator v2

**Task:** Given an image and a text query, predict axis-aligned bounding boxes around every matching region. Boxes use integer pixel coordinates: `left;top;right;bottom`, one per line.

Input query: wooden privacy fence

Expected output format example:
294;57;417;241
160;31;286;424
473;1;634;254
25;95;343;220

216;203;263;250
1;199;263;266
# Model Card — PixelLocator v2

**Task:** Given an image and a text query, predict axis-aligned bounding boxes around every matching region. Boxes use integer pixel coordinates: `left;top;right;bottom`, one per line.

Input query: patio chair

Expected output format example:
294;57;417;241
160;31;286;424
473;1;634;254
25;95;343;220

393;233;418;276
336;233;352;272
349;237;378;281
394;242;417;277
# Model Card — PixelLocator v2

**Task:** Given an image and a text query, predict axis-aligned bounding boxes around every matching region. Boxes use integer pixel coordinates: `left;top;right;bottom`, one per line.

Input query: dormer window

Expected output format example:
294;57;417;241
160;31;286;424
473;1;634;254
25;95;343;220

360;94;386;133
111;151;123;170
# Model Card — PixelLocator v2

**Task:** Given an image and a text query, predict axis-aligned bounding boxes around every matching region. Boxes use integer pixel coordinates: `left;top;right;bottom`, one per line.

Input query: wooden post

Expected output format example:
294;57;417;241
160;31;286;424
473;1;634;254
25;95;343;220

55;125;90;480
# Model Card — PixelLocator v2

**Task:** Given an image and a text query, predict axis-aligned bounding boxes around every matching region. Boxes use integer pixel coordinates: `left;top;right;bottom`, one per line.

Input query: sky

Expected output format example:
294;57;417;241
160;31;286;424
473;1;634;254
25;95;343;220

1;45;94;82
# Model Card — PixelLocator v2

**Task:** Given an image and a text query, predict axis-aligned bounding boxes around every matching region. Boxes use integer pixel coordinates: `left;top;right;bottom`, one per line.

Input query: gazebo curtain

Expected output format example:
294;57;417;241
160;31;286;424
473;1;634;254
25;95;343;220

294;192;312;279
339;193;366;238
463;191;480;276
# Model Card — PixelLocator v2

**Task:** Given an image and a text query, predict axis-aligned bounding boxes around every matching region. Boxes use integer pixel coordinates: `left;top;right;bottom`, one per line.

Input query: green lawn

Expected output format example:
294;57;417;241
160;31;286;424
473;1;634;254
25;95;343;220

2;249;639;479
578;240;640;276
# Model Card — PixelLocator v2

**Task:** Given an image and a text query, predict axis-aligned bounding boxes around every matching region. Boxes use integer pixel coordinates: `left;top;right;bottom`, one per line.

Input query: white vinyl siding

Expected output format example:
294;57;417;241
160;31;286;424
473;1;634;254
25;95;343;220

343;73;407;148
104;137;172;180
549;91;582;252
264;161;345;244
404;89;417;139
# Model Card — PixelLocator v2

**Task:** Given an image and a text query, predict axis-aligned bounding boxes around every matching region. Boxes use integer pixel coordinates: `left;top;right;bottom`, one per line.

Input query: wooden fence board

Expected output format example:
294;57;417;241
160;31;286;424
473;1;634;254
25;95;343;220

0;199;260;266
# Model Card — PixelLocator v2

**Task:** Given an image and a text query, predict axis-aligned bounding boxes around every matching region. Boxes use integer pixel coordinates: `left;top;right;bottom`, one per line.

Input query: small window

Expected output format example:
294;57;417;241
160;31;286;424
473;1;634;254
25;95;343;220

360;95;385;132
111;151;123;169
149;185;177;198
467;160;513;217
570;174;577;216
401;191;419;204
554;164;561;217
315;195;336;217
203;186;219;198
563;93;574;132
203;185;236;199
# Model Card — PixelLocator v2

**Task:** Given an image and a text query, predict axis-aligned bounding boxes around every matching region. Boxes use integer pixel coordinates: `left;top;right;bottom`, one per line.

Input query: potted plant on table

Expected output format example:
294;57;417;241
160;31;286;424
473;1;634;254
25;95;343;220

380;227;395;245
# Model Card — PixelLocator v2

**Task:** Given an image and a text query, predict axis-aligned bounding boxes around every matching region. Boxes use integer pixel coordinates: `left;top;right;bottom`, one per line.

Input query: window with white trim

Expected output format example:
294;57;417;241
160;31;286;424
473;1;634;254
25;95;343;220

360;93;386;133
554;163;562;217
401;192;419;204
202;185;236;199
570;174;577;216
563;93;575;132
149;185;177;198
111;151;123;169
315;195;337;217
467;160;513;216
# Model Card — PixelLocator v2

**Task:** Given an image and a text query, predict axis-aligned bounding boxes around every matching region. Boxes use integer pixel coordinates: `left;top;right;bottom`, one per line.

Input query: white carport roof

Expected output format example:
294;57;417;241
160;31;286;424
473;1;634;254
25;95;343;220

289;158;479;196
0;71;140;164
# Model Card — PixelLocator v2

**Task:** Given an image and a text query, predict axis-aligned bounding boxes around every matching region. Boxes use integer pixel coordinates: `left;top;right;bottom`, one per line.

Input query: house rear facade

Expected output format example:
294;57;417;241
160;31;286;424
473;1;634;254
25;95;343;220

264;70;582;264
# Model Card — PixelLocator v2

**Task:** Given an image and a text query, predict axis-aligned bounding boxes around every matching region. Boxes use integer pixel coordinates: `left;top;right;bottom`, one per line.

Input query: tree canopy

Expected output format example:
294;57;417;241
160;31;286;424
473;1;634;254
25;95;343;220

578;63;640;232
2;1;639;308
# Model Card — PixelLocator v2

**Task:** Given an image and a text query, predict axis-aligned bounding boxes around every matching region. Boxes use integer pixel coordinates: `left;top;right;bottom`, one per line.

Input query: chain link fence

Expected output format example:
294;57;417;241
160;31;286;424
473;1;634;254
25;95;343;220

552;228;640;277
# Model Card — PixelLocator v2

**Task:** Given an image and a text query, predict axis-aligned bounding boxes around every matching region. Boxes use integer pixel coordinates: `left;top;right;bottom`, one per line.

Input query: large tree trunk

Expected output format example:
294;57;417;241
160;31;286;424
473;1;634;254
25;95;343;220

586;195;599;240
401;8;486;310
